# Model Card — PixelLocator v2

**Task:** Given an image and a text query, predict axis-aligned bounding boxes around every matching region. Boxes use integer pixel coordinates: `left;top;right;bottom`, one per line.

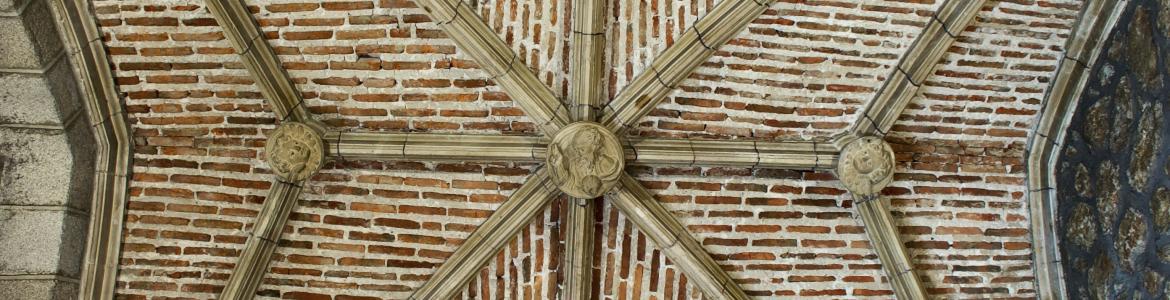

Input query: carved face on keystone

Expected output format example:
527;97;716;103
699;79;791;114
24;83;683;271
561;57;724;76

265;122;325;182
852;142;885;174
547;122;624;198
272;140;310;175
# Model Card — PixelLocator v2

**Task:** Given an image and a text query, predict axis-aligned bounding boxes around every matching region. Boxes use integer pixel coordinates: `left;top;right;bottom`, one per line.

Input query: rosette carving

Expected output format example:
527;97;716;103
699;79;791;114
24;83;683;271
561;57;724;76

265;122;324;182
547;122;624;198
837;136;895;196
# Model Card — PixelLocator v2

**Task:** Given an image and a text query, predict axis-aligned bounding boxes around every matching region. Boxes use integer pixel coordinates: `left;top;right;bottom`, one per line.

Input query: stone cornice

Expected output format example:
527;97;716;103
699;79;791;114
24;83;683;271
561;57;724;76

1026;0;1129;298
47;0;134;299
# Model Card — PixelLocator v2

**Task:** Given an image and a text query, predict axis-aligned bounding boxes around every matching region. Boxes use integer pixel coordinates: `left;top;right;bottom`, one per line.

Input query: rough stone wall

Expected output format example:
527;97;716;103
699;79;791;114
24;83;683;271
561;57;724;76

0;0;96;298
1057;0;1170;298
94;0;1082;299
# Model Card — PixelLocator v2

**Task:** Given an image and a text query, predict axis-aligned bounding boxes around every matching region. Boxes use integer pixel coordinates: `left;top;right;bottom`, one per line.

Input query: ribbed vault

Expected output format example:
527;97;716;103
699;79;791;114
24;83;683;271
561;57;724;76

44;0;1118;299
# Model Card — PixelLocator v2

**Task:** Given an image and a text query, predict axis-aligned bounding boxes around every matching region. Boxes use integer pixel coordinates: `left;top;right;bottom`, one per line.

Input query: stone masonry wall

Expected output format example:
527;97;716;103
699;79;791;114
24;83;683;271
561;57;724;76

0;0;96;298
1057;0;1170;298
95;0;1082;299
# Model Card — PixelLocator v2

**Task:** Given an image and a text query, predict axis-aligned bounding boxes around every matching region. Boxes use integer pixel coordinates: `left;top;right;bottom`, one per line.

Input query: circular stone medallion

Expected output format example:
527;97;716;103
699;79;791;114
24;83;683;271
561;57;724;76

547;122;624;198
837;136;895;195
265;122;325;182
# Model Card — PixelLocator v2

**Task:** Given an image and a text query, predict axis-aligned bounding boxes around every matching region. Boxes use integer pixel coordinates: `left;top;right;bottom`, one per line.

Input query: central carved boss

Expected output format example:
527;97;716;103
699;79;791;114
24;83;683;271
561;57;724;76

837;136;895;196
265;122;325;182
547;122;624;198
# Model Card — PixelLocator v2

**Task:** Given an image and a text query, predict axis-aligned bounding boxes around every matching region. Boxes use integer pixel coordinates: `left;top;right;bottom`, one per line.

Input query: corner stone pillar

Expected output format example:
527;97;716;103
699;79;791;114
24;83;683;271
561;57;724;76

0;0;95;298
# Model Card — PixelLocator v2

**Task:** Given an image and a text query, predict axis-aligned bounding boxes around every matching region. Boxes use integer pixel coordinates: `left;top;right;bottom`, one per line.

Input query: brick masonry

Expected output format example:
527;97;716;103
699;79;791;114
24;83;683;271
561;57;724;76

93;0;1083;299
1056;0;1170;298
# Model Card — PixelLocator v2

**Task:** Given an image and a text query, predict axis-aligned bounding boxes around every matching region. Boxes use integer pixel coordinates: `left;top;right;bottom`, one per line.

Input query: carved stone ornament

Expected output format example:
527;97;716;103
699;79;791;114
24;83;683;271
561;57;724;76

265;122;325;182
547;122;624;198
837;136;895;196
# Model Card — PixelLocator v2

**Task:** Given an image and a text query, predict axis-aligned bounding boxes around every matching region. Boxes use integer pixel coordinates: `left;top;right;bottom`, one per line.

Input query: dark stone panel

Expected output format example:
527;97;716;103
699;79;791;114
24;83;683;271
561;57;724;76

1057;1;1170;299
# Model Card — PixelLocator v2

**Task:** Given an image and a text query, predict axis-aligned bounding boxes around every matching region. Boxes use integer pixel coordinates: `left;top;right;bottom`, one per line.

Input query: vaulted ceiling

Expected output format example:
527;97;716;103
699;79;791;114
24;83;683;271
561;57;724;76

39;0;1121;299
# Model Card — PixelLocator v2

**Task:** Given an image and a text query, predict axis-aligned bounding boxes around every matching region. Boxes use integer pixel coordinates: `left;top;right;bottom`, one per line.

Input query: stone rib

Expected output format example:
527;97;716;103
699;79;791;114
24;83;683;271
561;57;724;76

219;180;303;300
204;0;317;126
1026;0;1128;298
844;0;987;140
624;138;839;170
600;0;775;135
561;1;608;297
854;195;928;300
323;131;548;162
833;1;986;298
414;0;571;136
569;0;609;122
562;197;595;300
49;0;134;299
408;168;560;300
611;175;750;300
323;131;840;170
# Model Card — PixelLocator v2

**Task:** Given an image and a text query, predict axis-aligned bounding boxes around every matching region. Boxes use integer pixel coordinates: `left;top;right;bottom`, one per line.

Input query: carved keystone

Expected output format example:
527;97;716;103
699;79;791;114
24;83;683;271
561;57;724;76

265;122;325;182
837;136;895;195
547;122;624;198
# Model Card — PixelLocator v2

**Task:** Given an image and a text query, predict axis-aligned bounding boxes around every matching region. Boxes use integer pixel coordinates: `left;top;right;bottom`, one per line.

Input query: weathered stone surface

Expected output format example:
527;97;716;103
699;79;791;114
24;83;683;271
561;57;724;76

0;61;80;126
0;128;91;209
1084;74;1137;151
1067;202;1098;249
0;279;77;300
1159;1;1170;35
1129;103;1162;191
0;0;26;12
1155;187;1170;233
1146;271;1165;296
1088;254;1116;299
1115;209;1149;271
0;1;63;70
0;209;87;277
1064;139;1081;157
1097;161;1122;232
1160;244;1170;264
1084;100;1112;149
1075;163;1094;198
1124;8;1162;89
1110;77;1137;153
